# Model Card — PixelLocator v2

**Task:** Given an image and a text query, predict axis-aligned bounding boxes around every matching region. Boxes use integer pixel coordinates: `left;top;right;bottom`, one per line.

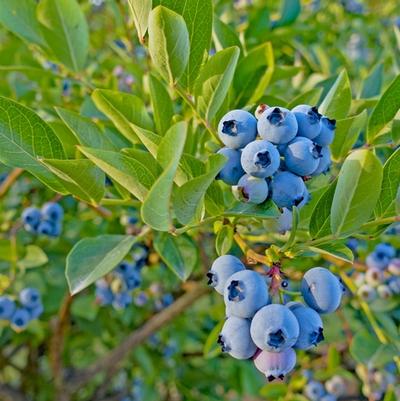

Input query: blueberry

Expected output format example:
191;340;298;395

377;284;392;299
357;284;377;302
388;258;400;275
0;296;16;320
218;110;257;149
365;267;384;286
37;220;57;237
218;316;257;359
95;280;114;305
41;202;64;222
270;171;306;209
366;252;389;270
375;243;396;259
255;104;268;119
28;302;44;319
297;187;311;209
10;308;31;331
258;107;298;144
314;117;336;146
253;348;296;381
161;293;174;307
325;375;346;397
283;137;321;176
292;105;321;139
304;380;325;401
286;302;324;350
124;269;141;290
224;270;270;318
22;207;41;230
19;288;41;309
134;292;148;306
112;291;132;309
232;174;269;204
301;267;342;314
311;146;331;176
116;261;135;276
207;255;245;295
250;304;299;351
277;208;292;233
216;147;245;185
240;140;280;178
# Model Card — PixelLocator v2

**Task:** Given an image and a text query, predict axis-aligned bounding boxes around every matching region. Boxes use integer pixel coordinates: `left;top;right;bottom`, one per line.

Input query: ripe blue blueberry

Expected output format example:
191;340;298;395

37;220;57;237
19;288;41;309
304;380;325;401
283;137;321;176
277;208;293;233
270;171;306;209
286;302;324;350
240;140;280;178
218;316;257;359
160;293;174;308
253;348;296;381
124;269;142;290
10;308;31;331
112;291;132;309
301;267;342;314
22;207;41;230
216;147;245;185
28;303;44;319
314;117;336;146
311;146;331;176
375;243;396;259
224;270;270;318
291;105;322;139
0;296;16;320
250;304;299;351
41;202;64;222
366;252;389;270
218;110;257;149
258;107;298;144
95;280;114;305
233;174;269;204
207;255;245;295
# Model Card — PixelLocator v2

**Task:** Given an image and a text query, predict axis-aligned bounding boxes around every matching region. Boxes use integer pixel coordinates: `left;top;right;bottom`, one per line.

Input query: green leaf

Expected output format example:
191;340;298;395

203;320;224;359
56;107;115;151
259;382;288;398
92;89;154;144
286;87;323;109
0;0;45;46
158;0;213;88
41;159;105;204
331;150;383;236
331;110;367;162
272;0;301;28
141;122;187;231
374;148;400;218
173;154;225;225
148;6;190;85
205;181;225;215
215;225;234;256
48;121;79;159
0;96;66;193
225;200;280;219
319;70;352;120
194;46;240;122
37;0;89;71
309;180;337;238
17;245;48;269
153;232;198;281
127;0;152;42
234;42;274;106
360;62;384;99
367;74;400;144
307;243;354;264
66;235;137;295
149;74;174;135
79;147;157;202
213;17;242;53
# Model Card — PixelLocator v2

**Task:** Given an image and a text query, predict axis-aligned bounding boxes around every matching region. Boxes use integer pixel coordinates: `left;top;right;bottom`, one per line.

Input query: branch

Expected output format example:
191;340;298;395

0;384;30;401
0;168;24;198
68;284;209;393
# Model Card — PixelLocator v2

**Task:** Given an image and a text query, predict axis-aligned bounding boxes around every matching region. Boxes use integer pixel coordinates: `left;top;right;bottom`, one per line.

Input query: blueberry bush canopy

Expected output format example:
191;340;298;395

0;0;399;400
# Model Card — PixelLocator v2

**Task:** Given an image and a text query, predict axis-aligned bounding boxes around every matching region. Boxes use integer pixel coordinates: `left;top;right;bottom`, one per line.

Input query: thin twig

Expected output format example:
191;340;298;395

0;168;24;198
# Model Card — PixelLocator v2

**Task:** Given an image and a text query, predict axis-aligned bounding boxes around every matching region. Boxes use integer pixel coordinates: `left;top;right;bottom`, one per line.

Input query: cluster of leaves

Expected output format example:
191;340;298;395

0;0;399;400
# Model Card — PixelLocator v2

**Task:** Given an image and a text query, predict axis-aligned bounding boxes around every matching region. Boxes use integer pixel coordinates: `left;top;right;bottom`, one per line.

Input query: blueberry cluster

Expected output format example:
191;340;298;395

355;243;400;301
216;105;335;214
95;245;148;310
356;362;398;400
0;288;43;332
21;202;64;237
303;374;347;401
207;255;344;381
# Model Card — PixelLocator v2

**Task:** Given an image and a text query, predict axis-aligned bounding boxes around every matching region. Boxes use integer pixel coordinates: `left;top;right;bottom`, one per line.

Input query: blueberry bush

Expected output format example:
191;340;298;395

0;1;399;400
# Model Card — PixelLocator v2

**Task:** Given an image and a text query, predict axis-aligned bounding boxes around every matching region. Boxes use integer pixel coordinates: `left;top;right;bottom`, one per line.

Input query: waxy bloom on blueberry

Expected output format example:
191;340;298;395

41;202;64;222
291;104;321;139
0;296;16;320
233;174;269;204
207;255;245;295
270;171;306;209
253;348;296;381
258;107;298;144
314;117;336;146
304;380;325;401
216;147;245;185
218;110;257;149
11;308;31;331
19;288;41;309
